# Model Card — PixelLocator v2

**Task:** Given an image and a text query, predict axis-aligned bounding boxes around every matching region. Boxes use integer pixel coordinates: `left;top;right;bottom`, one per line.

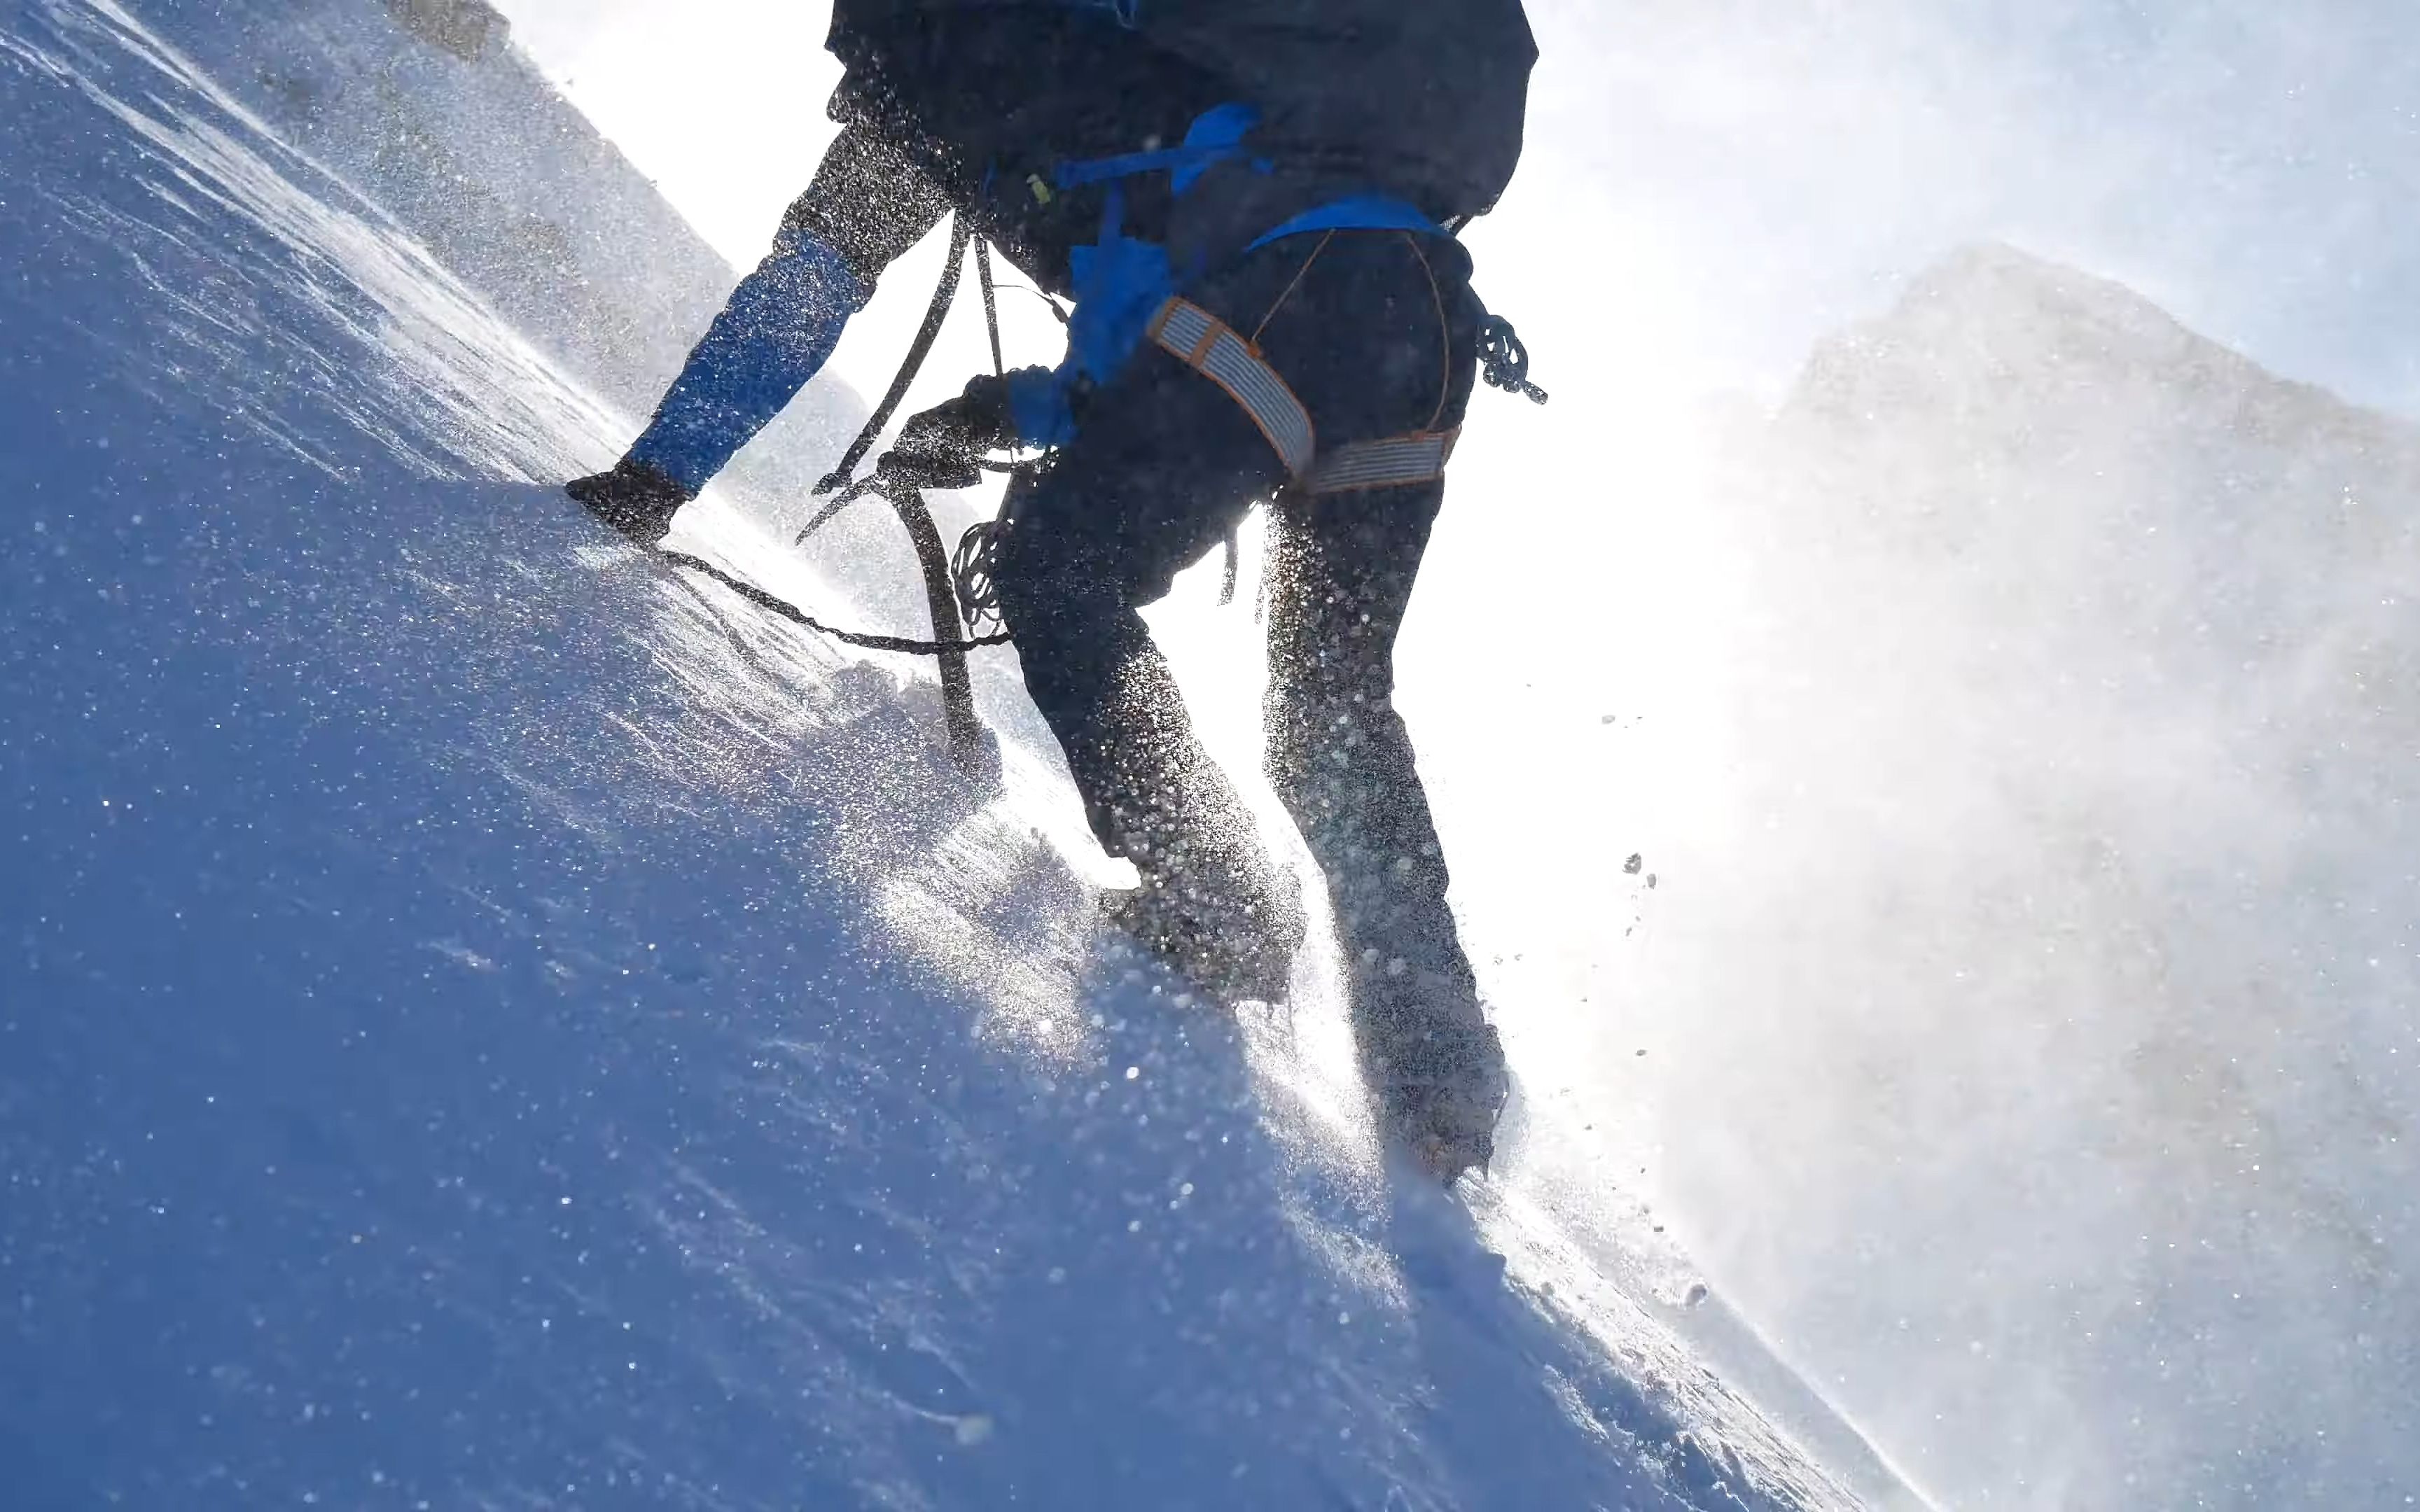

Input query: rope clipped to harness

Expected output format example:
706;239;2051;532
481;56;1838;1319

951;518;1008;636
790;474;1013;654
654;219;1016;782
660;543;1002;657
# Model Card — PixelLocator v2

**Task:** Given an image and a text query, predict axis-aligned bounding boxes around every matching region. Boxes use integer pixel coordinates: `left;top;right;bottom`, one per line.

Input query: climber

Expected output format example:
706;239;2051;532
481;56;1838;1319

566;0;1539;1181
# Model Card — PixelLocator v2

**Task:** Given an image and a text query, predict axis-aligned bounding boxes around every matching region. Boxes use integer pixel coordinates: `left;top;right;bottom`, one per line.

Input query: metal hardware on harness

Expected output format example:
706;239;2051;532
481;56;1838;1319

1147;297;1462;494
1478;315;1548;405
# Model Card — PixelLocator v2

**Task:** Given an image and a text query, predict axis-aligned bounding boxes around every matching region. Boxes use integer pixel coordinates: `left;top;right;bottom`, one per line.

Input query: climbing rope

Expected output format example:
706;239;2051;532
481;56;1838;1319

780;471;1013;653
661;542;1010;657
666;216;1017;662
952;517;1007;636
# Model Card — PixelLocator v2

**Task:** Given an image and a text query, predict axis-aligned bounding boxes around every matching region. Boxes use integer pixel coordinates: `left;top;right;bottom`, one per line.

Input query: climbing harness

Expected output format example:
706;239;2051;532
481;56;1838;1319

1143;227;1538;499
1146;297;1462;495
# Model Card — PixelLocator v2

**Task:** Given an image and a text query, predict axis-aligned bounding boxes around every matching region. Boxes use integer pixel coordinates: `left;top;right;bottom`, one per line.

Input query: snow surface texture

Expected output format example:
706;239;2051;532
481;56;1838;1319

136;0;735;421
0;4;1912;1508
119;0;870;547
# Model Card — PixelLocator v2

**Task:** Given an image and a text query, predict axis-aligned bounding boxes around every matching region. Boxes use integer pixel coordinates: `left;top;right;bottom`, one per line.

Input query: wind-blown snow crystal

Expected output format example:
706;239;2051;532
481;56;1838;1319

1664;244;2420;1508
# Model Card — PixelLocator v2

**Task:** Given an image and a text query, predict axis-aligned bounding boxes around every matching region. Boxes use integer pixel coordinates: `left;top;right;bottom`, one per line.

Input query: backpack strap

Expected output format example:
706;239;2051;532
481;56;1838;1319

1053;102;1262;194
1244;194;1445;252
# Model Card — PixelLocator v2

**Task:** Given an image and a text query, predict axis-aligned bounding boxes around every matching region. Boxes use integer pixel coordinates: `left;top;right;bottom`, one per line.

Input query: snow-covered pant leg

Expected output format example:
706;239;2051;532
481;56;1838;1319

993;230;1506;1159
1263;485;1504;1156
988;354;1305;998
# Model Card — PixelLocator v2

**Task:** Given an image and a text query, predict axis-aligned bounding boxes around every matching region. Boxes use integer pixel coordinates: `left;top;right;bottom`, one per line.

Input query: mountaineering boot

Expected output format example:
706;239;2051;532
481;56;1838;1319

1354;963;1510;1184
566;456;693;546
1101;841;1307;1008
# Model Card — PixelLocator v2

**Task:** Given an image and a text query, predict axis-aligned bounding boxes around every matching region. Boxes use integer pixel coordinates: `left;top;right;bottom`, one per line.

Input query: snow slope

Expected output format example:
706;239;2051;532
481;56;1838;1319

0;4;1914;1508
116;0;866;528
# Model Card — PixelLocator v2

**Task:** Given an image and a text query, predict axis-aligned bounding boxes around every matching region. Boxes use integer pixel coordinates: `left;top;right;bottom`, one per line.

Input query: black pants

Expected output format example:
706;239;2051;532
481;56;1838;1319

989;230;1496;1100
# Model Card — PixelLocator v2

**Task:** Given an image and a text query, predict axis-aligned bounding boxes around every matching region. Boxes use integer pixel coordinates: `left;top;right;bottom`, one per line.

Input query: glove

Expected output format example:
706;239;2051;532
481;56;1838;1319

880;372;1021;491
566;456;694;546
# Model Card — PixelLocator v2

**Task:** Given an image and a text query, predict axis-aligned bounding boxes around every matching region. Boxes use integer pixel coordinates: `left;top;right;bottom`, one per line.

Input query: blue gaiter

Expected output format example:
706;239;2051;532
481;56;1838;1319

628;228;870;493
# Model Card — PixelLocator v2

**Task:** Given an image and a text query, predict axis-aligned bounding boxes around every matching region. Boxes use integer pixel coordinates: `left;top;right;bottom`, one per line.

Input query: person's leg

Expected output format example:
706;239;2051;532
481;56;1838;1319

990;226;1511;1172
1233;230;1505;1175
1263;484;1506;1175
987;339;1303;1002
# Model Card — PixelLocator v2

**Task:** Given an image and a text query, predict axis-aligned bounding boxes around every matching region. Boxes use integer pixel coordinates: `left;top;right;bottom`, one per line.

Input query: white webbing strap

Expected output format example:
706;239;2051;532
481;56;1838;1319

1147;298;1456;496
1150;298;1316;477
1306;429;1460;494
